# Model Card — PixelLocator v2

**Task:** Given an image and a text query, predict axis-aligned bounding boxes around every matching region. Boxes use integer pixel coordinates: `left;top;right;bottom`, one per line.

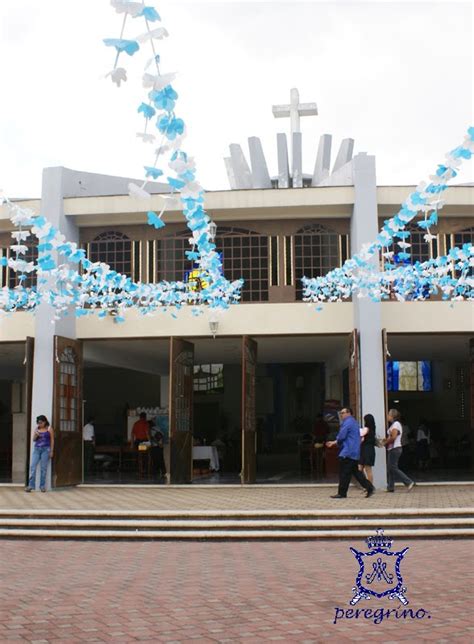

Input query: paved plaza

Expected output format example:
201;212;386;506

0;484;473;513
0;538;473;643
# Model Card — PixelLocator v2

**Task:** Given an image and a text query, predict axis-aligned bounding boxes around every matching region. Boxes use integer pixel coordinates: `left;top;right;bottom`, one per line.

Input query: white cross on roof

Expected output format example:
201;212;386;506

272;88;318;138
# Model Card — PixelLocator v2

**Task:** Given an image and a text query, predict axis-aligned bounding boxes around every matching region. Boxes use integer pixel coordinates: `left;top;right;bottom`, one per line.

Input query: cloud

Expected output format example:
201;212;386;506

0;0;472;198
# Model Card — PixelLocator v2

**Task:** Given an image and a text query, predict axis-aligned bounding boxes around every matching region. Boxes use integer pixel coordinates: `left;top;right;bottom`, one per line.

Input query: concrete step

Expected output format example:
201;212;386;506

1;507;472;519
0;507;473;539
0;517;473;531
0;528;473;540
1;506;472;539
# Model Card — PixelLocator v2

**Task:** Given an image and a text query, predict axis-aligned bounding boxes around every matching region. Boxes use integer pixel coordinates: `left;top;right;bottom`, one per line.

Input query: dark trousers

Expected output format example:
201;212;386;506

84;441;94;473
338;457;373;497
151;446;166;477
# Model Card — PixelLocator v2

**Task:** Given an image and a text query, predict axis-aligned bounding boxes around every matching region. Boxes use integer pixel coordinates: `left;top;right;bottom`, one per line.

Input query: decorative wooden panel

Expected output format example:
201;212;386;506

52;336;83;487
169;337;194;484
241;336;257;484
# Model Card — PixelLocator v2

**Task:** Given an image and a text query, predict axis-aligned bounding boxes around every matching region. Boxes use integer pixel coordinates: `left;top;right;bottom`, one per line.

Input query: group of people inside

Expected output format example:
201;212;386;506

130;412;168;479
24;405;425;493
326;407;415;498
83;411;169;479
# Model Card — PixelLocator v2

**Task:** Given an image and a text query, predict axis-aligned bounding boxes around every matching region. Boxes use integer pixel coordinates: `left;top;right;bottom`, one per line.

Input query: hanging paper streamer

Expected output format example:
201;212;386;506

303;126;474;305
1;3;472;321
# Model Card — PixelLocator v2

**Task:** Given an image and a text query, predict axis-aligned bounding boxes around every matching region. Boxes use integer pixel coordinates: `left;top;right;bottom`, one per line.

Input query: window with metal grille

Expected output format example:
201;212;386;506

447;227;473;278
405;224;437;264
453;227;474;248
215;227;269;302
0;241;38;289
294;224;343;300
193;364;224;393
59;347;78;432
88;231;132;277
156;230;193;283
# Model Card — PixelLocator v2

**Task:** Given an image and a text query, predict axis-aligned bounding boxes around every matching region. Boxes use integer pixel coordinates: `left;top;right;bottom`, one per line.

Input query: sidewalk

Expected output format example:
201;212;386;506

0;538;473;642
0;483;472;512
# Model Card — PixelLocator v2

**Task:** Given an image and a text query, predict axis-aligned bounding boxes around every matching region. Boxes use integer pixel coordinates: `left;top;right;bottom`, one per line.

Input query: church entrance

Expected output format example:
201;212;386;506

0;339;32;484
385;333;473;482
81;335;351;485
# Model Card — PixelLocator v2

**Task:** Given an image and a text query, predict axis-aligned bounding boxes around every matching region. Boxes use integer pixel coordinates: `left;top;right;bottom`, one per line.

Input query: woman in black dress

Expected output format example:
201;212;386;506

359;413;376;485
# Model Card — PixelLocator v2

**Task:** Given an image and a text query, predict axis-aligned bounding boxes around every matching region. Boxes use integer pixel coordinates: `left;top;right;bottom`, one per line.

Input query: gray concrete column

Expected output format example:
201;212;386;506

351;153;387;489
29;167;79;490
160;376;169;409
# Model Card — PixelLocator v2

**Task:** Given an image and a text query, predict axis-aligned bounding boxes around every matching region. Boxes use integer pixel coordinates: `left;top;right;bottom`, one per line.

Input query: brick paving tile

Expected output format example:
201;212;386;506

0;538;473;642
0;483;472;511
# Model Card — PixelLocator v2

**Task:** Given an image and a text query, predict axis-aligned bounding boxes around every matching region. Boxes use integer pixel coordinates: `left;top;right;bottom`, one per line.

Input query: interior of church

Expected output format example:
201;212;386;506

0;334;472;485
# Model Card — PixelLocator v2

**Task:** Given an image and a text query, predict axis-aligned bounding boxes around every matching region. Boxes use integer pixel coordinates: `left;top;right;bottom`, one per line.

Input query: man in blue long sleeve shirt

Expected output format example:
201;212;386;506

326;408;375;498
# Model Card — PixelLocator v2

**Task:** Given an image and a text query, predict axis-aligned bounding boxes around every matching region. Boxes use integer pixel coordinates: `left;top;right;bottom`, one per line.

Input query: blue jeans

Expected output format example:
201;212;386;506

28;446;50;489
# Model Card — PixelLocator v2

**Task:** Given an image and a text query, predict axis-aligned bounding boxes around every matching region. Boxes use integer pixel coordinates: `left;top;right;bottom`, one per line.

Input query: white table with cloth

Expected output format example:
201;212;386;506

192;446;220;471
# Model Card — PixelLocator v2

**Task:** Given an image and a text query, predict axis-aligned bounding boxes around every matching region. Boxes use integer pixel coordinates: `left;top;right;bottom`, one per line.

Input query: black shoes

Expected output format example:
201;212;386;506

365;487;375;498
330;494;347;499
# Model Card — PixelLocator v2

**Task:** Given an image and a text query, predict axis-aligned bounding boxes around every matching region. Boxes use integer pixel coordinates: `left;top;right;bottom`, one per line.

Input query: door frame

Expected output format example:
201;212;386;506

241;335;257;484
52;336;83;487
169;337;194;484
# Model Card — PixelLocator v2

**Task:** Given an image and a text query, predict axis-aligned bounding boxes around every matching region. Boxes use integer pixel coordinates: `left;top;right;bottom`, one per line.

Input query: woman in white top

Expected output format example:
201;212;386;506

384;409;415;493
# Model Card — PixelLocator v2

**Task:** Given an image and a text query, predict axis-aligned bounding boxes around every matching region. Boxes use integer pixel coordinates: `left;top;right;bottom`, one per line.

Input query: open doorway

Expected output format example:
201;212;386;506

192;335;349;484
82;334;352;485
0;341;30;484
386;334;473;482
83;339;168;484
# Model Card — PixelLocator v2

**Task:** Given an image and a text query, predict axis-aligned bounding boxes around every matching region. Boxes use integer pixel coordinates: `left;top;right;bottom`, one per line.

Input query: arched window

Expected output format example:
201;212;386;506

88;231;132;277
215;227;269;302
294;224;345;300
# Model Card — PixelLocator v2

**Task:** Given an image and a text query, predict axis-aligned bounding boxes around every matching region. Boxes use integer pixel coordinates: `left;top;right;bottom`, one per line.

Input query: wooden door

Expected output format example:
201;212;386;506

382;329;389;430
470;339;474;434
348;329;361;423
241;336;257;484
52;336;83;487
169;337;194;484
24;337;35;484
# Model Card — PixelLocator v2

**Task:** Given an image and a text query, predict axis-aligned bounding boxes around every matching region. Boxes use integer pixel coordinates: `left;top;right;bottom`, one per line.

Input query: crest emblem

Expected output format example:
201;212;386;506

349;529;409;606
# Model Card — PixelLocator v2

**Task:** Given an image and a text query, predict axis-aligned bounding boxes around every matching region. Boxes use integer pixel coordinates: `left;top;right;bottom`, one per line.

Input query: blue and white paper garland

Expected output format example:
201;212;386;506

0;1;472;320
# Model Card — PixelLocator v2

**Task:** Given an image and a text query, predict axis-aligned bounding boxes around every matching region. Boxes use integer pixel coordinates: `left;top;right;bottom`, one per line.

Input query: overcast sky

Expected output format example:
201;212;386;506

0;1;472;198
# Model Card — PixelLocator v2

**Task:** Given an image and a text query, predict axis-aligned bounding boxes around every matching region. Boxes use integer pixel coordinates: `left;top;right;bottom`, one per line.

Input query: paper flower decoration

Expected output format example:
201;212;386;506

136;132;156;143
136;27;169;43
142;71;176;90
139;6;161;21
149;85;178;111
103;38;140;56
137;102;156;119
147;211;165;229
128;183;151;199
144;166;163;179
111;1;144;17
107;67;127;86
157;114;184;140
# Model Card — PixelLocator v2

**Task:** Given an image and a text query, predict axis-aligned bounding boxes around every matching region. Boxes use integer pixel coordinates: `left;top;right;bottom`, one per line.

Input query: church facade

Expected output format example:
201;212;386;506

0;105;473;489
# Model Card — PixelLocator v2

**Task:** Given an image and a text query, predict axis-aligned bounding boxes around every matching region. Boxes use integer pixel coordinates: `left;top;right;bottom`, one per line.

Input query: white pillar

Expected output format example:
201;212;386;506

351;153;387;489
29;167;79;490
